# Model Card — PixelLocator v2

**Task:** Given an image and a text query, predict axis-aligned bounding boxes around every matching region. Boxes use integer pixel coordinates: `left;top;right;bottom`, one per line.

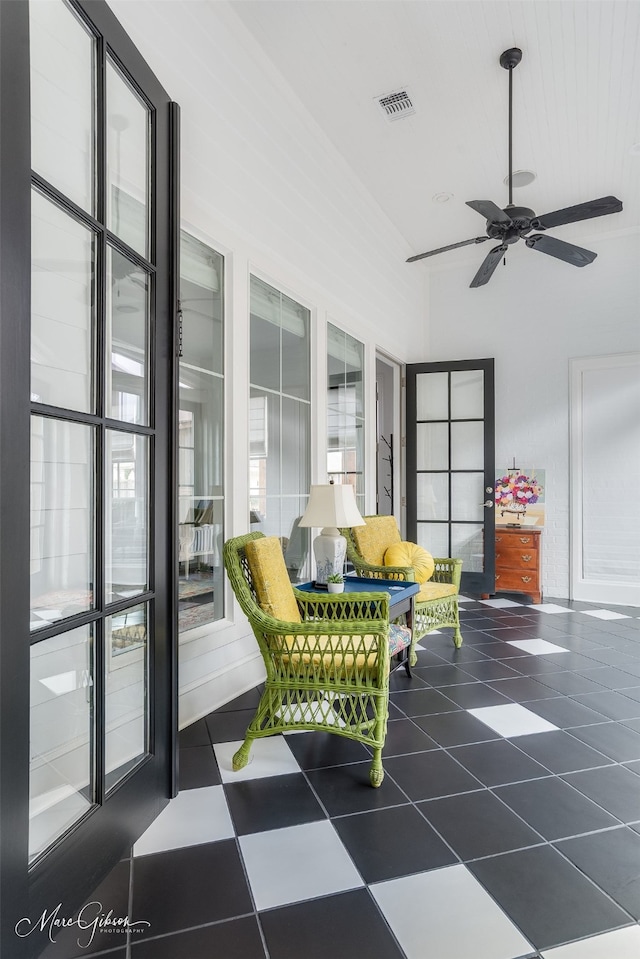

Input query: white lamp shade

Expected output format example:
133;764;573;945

298;484;365;529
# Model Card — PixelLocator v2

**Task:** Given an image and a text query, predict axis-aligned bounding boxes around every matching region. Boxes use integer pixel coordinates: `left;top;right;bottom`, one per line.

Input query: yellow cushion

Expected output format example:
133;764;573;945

245;537;301;623
384;541;435;583
352;516;401;566
417;581;457;602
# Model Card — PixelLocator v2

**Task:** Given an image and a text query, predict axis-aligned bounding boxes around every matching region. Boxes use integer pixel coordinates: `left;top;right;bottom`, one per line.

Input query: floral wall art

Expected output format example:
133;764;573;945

495;467;546;527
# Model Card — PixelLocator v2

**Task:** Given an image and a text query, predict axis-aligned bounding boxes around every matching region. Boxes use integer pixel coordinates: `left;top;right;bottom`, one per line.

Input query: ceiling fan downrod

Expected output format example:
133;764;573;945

500;47;522;207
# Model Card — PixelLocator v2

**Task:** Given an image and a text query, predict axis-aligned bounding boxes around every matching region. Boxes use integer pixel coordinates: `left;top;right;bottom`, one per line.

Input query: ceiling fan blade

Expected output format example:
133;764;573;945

469;244;508;288
525;233;597;267
532;196;622;231
406;236;489;263
466;200;512;224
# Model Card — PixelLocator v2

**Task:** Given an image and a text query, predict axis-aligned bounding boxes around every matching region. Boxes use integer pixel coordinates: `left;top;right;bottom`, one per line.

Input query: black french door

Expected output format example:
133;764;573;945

406;359;496;594
0;2;178;954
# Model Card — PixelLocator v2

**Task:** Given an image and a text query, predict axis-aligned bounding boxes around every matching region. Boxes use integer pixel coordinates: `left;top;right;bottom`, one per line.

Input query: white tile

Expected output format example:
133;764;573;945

507;638;568;655
133;785;233;857
541;925;640;958
239;820;363;911
479;598;523;608
213;736;301;783
528;603;575;614
371;864;532;959
469;704;559;738
581;609;631;620
457;595;475;603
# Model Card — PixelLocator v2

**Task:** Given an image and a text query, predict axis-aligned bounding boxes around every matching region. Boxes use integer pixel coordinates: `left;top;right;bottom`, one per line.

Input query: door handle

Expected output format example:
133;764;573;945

482;500;494;508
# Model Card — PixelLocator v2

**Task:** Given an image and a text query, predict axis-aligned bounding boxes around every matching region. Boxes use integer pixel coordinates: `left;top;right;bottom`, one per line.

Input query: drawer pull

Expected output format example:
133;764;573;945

495;536;502;543
521;554;532;562
521;575;532;584
519;536;531;544
495;574;500;580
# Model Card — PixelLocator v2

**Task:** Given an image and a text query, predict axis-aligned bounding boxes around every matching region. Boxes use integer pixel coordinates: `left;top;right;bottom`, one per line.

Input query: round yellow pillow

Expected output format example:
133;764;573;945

384;541;435;583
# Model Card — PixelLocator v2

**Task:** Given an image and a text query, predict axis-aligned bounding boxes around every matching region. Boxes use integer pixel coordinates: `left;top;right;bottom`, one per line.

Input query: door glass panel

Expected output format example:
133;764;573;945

30;0;94;213
451;472;485;522
30;417;94;629
417;522;449;558
417;473;449;520
416;372;448;420
106;431;148;603
451;421;483;470
31;191;94;412
417;422;448;470
107;247;149;425
29;625;94;861
105;603;148;791
106;60;149;257
451;369;484;419
452;523;484;572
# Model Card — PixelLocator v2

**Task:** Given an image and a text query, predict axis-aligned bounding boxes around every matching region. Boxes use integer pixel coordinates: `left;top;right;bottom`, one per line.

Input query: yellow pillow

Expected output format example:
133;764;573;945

352;516;401;566
245;537;301;623
384;541;435;583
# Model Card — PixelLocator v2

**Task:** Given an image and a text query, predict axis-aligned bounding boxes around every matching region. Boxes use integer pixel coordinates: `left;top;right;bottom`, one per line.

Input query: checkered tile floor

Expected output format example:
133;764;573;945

42;597;640;959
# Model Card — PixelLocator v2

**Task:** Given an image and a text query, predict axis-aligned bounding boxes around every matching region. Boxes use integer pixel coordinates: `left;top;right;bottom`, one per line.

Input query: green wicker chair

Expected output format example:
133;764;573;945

223;532;411;787
343;515;463;662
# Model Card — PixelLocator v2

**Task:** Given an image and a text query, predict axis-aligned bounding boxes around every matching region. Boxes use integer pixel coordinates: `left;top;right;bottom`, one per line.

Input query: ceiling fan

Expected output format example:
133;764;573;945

407;47;623;287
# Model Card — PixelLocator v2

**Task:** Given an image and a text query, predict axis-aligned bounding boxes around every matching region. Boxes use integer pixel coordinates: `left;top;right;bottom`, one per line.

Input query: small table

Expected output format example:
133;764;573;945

297;577;419;674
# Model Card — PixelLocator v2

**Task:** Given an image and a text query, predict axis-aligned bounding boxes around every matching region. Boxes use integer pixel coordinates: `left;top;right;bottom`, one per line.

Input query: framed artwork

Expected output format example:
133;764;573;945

495;466;545;527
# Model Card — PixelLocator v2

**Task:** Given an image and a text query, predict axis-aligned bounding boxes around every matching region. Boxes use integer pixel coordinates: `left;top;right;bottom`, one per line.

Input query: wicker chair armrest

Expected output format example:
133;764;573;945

346;559;414;583
431;557;463;590
293;588;390;624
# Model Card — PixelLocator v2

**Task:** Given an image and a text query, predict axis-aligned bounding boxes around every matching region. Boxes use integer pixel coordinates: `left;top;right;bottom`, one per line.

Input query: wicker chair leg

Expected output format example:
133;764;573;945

232;738;253;771
369;749;384;787
453;626;463;648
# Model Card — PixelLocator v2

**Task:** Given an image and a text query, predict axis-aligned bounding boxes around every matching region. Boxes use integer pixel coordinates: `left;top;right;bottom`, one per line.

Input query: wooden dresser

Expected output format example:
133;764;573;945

493;527;542;604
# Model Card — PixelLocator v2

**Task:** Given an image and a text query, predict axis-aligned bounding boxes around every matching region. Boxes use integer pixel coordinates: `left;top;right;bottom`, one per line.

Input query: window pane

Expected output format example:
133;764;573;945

451;421;484;470
416;422;448;470
30;417;94;629
282;397;309;495
416;372;448;420
107;247;149;425
31;190;94;412
327;323;365;498
29;626;94;861
250;276;280;392
281;294;310;400
105;604;148;791
106;60;149;257
417;522;449;558
106;431;148;603
452;523;484;573
30;0;94;213
180;234;223;375
451;369;484;420
417;473;449;521
281;496;310;583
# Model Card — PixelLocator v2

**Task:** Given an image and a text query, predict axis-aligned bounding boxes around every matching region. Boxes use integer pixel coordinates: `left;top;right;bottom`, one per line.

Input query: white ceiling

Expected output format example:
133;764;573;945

233;0;640;270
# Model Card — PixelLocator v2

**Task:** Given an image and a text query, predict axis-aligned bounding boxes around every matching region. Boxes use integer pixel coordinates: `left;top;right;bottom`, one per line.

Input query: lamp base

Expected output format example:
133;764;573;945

313;527;346;586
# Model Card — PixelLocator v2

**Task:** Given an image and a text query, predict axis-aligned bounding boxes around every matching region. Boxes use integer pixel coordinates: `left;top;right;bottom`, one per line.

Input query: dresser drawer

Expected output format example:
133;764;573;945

495;569;540;592
495;532;538;549
495;546;539;570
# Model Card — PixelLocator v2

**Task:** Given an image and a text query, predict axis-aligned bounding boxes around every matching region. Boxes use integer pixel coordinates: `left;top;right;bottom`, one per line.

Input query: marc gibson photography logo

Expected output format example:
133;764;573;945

15;901;151;948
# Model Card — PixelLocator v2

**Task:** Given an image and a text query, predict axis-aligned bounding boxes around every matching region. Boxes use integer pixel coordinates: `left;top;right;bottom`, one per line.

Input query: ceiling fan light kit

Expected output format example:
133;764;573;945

407;47;623;287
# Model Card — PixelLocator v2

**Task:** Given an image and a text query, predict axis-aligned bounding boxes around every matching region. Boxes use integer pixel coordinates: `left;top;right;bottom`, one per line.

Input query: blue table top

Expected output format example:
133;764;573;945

297;577;419;600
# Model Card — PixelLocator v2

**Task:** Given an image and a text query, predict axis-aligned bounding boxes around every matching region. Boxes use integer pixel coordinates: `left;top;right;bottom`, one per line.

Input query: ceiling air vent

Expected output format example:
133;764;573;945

376;89;415;122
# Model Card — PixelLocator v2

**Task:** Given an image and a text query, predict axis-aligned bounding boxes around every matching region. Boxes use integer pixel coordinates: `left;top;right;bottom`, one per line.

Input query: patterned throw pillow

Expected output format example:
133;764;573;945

384;541;435;583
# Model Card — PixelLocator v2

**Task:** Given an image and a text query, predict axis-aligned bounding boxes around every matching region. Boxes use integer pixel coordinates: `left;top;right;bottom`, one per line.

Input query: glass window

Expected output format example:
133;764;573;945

327;323;365;514
105;604;148;791
178;233;225;631
250;276;310;582
106;247;149;425
105;431;148;604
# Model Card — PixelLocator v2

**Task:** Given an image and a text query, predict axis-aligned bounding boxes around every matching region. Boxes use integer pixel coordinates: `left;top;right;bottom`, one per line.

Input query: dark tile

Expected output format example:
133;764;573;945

224;773;325;835
576;667;640;691
205;708;259;743
544;651;608;670
570;722;640;763
178;718;211;747
438;683;512;709
428;644;490;664
449;740;550;787
463;642;526;660
458;660;521;681
260;889;405;959
40;860;131;958
413;710;500;747
388;669;429;691
510;730;613;774
304;763;409;816
389;688;460;718
524;697;610;729
284;731;370;769
420;789;543;860
411;664;478;686
556;828;640;919
178;744;221;790
384;750;482;801
495;776;618;840
487;676;560;702
620;687;640;703
623;717;640;734
381;718;438;757
211;687;264;712
132;841;252;937
624;759;640;776
501;654;568;675
469;846;630;950
537;671;611;696
131;917;266;959
572;691;640;721
562;765;640;823
333;806;456;882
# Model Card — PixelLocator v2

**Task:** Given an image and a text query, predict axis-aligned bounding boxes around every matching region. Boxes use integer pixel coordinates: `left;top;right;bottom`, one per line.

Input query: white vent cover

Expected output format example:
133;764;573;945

376;89;415;121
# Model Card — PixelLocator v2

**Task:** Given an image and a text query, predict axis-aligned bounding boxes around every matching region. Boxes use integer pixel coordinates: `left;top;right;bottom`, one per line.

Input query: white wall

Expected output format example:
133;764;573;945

107;0;426;724
426;229;640;599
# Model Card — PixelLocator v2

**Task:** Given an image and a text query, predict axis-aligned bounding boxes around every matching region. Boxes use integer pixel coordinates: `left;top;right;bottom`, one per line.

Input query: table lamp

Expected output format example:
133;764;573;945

298;482;365;585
